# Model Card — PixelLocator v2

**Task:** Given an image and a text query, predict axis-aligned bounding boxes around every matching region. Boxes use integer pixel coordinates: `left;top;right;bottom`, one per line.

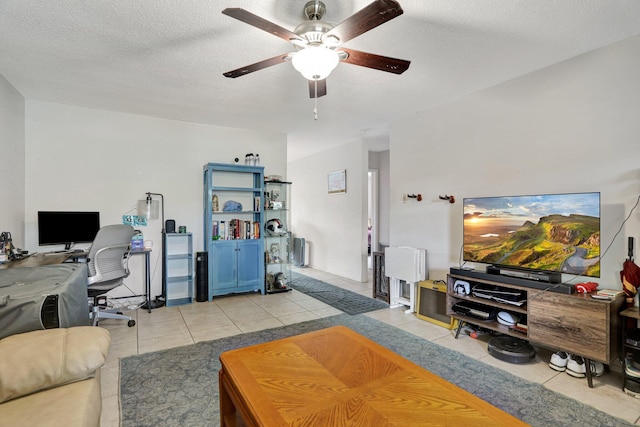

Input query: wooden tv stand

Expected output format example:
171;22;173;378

447;269;624;388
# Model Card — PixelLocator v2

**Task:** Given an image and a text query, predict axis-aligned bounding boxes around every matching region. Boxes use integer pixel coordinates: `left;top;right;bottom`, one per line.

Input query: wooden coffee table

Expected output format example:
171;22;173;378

219;325;528;426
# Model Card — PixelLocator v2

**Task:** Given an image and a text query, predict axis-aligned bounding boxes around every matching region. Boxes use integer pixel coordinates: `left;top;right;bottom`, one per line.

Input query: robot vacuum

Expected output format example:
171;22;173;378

488;336;536;364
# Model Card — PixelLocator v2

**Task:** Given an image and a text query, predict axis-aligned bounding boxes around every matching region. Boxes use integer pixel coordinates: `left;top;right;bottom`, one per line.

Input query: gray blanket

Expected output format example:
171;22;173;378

0;264;90;338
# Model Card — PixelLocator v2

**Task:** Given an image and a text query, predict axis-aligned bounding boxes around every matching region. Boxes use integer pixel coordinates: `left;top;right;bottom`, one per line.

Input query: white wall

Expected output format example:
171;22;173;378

0;75;25;246
376;150;390;246
289;139;368;281
390;34;640;285
25;100;287;298
367;150;390;251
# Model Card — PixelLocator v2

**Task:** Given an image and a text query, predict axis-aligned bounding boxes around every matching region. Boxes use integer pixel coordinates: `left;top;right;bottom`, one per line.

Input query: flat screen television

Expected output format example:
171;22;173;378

37;211;100;250
463;192;600;278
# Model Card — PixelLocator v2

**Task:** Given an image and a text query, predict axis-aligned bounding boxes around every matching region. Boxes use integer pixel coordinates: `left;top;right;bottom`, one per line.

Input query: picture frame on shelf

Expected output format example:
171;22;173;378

328;169;346;194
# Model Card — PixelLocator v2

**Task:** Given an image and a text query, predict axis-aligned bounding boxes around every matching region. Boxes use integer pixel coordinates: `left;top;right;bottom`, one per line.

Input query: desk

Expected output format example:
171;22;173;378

0;252;85;269
219;326;527;426
1;250;153;311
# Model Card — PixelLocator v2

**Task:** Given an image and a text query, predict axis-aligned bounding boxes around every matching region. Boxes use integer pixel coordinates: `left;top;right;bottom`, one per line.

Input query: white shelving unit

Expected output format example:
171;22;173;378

165;232;193;306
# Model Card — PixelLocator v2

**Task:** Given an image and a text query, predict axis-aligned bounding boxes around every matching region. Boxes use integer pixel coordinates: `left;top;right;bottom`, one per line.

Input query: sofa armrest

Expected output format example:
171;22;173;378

0;326;110;403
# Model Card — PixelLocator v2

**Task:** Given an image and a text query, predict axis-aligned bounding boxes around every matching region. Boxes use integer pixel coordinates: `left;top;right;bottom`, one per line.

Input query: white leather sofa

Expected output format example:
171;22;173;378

0;326;110;427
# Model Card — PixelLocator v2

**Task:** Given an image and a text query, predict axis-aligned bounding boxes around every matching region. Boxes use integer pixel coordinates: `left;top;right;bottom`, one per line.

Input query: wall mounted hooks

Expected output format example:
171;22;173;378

402;193;423;203
439;195;455;203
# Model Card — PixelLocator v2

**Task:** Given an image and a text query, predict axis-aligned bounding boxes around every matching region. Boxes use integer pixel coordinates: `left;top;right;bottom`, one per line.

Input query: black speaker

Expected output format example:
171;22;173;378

486;265;500;275
165;219;176;233
196;251;208;302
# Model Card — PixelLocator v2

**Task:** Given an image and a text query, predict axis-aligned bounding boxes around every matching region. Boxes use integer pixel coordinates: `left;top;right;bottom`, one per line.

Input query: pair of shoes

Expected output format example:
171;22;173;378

566;354;586;378
589;361;605;377
549;352;604;378
549;351;569;372
624;377;640;398
568;356;605;378
625;354;640;379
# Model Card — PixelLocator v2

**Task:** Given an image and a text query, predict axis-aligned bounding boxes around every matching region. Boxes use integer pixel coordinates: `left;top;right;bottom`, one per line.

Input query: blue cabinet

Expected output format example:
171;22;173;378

203;163;264;299
210;240;262;294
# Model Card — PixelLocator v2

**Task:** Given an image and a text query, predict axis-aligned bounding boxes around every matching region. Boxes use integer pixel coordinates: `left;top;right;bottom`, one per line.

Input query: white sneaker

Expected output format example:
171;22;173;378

589;361;604;377
631;353;640;370
625;354;640;379
566;354;586;378
624;377;640;398
549;351;569;372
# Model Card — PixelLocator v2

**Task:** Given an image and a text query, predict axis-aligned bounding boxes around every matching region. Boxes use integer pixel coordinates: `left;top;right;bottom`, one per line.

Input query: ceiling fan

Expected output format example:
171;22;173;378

222;0;411;98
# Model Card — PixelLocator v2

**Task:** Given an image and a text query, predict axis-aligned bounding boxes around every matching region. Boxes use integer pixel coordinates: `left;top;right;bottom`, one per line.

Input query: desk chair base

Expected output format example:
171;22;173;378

89;304;136;327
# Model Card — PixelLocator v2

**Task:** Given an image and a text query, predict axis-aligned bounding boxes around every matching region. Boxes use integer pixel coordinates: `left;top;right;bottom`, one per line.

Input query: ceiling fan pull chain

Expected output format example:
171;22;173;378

313;81;319;120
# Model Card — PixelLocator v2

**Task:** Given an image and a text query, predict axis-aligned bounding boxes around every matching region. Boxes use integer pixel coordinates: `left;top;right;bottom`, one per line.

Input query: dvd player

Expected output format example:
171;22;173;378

452;301;498;321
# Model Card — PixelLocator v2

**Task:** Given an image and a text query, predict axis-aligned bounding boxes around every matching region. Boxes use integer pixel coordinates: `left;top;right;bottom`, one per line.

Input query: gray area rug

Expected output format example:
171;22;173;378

290;271;389;314
120;314;632;427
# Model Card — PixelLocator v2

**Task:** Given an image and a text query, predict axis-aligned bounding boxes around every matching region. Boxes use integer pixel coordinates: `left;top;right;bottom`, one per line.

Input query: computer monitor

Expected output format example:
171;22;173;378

37;211;100;250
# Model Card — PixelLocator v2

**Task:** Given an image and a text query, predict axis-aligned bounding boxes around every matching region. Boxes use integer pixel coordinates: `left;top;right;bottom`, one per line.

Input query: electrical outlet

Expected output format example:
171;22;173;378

402;194;407;203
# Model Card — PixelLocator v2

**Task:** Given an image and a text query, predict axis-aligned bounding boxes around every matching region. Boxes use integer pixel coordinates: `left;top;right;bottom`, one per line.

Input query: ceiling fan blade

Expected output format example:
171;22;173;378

323;0;403;45
339;48;410;74
222;8;304;44
223;54;290;78
308;79;327;98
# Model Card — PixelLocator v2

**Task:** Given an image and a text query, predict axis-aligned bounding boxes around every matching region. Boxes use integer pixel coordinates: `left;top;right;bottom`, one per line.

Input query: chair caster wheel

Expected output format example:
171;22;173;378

128;320;136;327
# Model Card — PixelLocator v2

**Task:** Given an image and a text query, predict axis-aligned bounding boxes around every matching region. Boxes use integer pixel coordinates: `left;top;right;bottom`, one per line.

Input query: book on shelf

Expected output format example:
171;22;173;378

211;218;261;240
229;219;238;239
510;323;528;334
220;221;226;240
215;219;261;240
244;220;251;239
595;289;625;298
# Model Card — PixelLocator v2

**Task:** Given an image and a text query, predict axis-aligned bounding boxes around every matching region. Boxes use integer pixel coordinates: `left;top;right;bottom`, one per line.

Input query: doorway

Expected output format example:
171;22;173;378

368;169;378;270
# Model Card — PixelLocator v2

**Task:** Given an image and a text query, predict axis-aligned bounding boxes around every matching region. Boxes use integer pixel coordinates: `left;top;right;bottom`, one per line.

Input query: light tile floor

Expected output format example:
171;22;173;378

99;267;640;426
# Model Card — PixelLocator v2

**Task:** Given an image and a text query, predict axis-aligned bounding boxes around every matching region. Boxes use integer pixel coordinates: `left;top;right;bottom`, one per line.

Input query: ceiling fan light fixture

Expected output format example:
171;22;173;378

292;46;339;81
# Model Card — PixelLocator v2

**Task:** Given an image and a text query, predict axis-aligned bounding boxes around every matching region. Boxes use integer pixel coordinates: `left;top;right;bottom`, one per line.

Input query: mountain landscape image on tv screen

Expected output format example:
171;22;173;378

463;193;600;278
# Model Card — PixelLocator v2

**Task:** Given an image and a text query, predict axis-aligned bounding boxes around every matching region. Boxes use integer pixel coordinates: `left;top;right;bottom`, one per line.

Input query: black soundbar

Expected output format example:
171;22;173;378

485;265;561;284
450;268;574;294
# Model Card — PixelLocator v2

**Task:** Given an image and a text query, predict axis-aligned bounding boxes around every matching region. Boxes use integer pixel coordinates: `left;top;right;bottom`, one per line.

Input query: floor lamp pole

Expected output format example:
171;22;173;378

144;192;166;309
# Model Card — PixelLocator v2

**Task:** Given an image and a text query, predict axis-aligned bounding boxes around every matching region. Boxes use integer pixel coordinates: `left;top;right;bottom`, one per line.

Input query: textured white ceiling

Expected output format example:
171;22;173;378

1;1;639;160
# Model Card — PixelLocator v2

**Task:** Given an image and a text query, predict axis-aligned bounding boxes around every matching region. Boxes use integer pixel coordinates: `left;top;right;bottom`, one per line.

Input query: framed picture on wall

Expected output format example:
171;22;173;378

328;169;346;194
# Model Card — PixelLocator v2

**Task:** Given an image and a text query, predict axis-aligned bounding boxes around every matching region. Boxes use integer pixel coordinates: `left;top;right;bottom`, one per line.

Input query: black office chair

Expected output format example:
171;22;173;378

87;224;136;327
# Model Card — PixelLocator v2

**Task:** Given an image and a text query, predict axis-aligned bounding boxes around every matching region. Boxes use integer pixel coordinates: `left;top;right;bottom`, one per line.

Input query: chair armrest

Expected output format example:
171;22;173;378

0;327;110;403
